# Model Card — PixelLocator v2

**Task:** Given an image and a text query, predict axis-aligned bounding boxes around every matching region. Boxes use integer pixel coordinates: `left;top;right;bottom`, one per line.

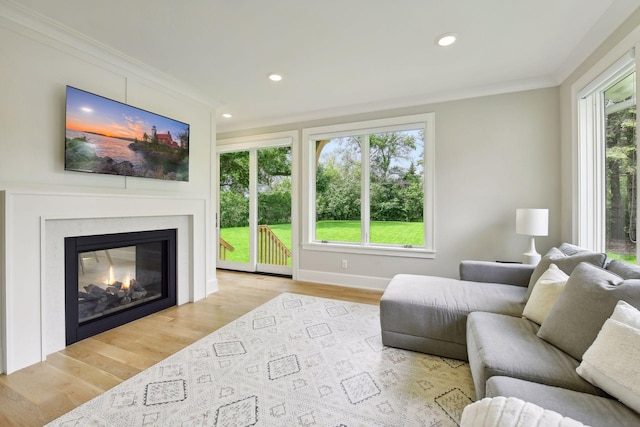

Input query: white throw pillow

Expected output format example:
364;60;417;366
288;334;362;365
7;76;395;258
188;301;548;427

460;396;586;427
576;300;640;414
522;264;569;325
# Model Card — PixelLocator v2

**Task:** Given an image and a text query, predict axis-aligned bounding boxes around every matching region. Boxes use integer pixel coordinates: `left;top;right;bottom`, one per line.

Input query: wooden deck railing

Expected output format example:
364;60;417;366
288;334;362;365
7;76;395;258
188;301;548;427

220;227;291;265
219;238;235;260
258;225;292;266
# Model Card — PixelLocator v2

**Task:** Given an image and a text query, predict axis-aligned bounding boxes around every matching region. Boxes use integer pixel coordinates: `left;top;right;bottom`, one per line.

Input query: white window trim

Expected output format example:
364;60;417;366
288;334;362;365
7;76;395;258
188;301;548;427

301;113;436;258
574;50;637;253
577;54;635;251
571;23;640;248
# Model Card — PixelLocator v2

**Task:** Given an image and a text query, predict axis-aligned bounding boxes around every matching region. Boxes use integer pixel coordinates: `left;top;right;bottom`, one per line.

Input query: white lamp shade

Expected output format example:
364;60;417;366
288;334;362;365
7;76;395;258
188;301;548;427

516;208;548;236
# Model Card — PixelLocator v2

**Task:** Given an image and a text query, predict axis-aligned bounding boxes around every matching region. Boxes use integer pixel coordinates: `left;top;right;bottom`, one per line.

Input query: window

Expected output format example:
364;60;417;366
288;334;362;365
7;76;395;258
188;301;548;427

302;114;435;257
578;52;637;263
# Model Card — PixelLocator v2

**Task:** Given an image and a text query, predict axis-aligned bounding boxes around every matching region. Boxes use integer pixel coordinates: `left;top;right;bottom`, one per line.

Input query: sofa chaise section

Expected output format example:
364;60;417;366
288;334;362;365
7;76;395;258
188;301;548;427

380;272;526;360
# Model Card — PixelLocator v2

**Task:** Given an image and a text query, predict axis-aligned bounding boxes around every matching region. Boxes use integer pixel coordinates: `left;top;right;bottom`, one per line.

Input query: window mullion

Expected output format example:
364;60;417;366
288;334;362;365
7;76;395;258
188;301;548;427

362;135;370;245
578;93;607;252
248;150;258;267
594;92;606;252
577;98;592;248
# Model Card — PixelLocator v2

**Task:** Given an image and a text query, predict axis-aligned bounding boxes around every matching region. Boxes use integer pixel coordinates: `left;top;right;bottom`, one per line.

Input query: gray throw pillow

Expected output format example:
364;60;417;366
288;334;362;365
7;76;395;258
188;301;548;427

545;247;565;258
525;250;607;302
537;262;640;360
558;242;592;255
606;259;640;279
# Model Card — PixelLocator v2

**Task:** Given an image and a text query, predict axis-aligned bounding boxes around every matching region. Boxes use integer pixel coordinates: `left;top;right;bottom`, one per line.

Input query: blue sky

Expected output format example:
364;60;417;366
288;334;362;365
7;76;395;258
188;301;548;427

66;86;188;140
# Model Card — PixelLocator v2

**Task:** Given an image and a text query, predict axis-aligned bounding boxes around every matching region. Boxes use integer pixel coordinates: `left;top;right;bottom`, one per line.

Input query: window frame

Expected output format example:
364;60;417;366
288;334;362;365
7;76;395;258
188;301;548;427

576;52;637;255
301;113;436;258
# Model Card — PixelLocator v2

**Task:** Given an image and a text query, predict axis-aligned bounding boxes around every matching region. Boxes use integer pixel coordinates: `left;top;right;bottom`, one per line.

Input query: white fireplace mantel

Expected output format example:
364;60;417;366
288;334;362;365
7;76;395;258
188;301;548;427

0;189;215;374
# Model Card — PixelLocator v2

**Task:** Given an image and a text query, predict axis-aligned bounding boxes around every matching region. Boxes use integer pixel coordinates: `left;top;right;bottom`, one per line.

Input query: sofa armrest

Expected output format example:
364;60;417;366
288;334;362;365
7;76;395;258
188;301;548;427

459;261;535;287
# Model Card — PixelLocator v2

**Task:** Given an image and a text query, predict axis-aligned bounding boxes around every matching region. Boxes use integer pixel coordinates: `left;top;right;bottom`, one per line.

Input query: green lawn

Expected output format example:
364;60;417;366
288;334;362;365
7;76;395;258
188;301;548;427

316;220;424;246
607;251;637;264
219;220;423;264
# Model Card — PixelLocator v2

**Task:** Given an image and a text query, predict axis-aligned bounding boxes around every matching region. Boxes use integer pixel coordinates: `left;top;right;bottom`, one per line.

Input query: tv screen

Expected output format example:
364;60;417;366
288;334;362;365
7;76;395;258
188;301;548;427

65;86;190;181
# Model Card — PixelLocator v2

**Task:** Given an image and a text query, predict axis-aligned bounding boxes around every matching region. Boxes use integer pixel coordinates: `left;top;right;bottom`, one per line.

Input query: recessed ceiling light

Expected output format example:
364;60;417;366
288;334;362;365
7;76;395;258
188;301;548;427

267;73;283;82
222;113;232;118
436;33;457;47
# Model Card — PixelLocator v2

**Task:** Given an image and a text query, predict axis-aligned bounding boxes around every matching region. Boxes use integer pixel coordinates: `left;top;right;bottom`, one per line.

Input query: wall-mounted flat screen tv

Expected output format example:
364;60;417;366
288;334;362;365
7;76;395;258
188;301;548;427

65;86;190;181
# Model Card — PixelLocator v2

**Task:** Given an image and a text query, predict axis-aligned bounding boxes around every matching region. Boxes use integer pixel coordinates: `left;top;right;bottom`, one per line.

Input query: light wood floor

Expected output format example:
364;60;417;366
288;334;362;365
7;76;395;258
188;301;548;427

0;270;384;426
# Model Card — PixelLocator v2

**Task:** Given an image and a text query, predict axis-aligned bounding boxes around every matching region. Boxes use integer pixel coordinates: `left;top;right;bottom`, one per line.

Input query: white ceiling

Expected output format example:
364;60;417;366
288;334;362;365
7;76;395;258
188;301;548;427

10;0;640;133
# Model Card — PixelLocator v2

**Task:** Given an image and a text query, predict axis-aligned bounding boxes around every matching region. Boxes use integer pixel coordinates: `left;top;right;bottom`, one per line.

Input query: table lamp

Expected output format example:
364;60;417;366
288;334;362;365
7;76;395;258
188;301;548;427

516;208;548;264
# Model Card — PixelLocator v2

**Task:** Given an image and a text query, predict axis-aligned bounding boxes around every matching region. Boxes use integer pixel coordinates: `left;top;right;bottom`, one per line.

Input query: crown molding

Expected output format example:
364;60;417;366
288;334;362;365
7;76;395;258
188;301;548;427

0;0;220;109
216;75;558;134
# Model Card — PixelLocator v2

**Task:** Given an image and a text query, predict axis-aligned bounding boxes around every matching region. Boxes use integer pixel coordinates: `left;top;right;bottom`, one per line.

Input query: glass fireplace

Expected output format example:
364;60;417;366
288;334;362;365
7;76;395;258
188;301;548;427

65;229;177;344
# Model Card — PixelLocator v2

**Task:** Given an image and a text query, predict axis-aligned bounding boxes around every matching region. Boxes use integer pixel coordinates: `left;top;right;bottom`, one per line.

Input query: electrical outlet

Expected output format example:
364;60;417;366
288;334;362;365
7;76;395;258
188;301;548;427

341;259;348;269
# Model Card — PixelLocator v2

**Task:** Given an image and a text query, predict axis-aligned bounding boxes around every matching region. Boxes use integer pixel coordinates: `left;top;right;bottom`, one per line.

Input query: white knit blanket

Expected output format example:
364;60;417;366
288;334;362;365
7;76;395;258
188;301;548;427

461;397;587;427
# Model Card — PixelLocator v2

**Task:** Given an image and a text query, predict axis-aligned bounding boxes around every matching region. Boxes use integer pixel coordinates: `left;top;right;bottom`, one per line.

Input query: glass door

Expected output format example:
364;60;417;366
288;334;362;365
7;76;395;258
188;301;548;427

218;151;251;269
217;144;292;275
257;146;292;274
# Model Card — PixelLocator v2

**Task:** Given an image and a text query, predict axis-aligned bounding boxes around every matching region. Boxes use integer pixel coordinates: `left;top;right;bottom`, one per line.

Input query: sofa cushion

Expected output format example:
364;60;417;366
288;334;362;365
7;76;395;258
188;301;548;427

459;261;535;287
537;262;640;360
606;259;640;279
486;376;640;427
522;263;569;325
577;301;640;414
466;311;601;399
525;249;606;302
380;274;525;360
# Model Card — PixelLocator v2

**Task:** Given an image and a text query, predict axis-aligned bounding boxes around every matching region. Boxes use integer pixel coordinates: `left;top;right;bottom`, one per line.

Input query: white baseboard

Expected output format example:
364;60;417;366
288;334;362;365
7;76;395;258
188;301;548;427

297;269;391;291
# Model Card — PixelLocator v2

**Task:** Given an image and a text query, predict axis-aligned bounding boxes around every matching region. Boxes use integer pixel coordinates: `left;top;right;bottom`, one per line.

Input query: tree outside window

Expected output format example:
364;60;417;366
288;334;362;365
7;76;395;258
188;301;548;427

605;71;637;263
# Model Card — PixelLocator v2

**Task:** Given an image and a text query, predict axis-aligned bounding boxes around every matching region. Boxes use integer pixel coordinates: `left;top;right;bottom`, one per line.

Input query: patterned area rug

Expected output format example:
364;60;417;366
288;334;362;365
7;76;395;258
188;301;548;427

47;293;475;426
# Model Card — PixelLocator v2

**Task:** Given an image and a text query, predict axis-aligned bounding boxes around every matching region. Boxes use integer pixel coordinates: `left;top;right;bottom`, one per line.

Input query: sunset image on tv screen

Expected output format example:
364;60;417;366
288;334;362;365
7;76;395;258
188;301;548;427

65;86;190;181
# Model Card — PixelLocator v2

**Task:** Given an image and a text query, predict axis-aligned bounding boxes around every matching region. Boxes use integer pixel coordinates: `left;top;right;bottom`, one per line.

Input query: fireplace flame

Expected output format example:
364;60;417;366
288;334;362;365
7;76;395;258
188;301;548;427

104;266;134;290
122;272;132;290
106;266;115;286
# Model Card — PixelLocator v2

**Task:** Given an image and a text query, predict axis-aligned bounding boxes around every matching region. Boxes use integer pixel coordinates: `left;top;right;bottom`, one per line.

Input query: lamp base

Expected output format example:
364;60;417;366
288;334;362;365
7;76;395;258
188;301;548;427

522;252;541;265
522;236;541;265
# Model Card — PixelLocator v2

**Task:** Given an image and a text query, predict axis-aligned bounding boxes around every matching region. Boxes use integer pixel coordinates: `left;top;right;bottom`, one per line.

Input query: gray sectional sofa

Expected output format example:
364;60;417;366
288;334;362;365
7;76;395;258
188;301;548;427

379;243;640;427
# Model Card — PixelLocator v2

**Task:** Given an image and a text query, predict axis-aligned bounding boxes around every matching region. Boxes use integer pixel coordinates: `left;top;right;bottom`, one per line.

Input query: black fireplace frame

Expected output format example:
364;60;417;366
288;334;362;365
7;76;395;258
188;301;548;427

65;229;177;345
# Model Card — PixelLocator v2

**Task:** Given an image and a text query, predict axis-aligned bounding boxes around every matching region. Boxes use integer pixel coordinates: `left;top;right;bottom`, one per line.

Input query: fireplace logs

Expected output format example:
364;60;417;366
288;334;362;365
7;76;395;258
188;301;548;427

79;279;159;321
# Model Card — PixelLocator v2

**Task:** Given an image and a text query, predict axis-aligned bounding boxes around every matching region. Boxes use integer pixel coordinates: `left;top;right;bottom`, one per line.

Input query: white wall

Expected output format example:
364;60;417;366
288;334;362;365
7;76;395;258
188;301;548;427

218;87;561;287
0;5;218;373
